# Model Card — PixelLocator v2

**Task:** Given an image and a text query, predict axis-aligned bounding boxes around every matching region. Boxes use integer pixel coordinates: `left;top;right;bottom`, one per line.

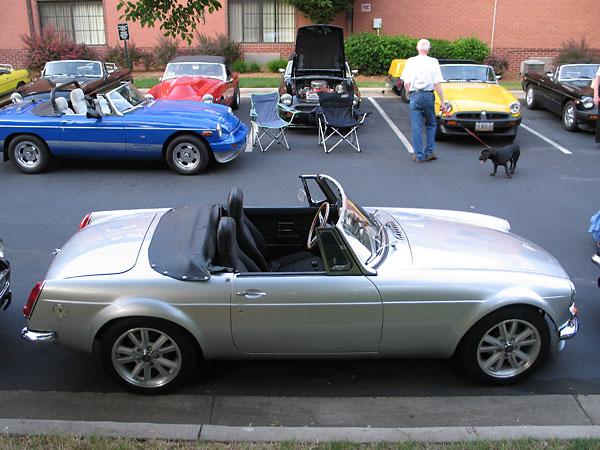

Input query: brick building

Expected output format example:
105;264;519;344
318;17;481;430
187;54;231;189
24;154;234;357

1;0;598;72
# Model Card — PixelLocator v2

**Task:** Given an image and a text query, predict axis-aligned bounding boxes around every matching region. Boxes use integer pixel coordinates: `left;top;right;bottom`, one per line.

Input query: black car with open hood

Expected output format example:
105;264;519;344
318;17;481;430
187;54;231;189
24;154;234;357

279;25;360;124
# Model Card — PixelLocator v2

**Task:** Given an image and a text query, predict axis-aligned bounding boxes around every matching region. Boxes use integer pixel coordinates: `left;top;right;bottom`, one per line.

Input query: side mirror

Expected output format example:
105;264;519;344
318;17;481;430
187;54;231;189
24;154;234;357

297;188;307;203
279;68;285;74
145;93;154;100
86;110;101;119
496;75;502;81
352;69;358;77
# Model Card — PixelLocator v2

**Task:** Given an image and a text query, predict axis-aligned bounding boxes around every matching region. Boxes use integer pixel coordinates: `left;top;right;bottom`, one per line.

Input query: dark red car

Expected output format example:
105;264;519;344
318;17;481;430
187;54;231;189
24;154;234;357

147;56;240;109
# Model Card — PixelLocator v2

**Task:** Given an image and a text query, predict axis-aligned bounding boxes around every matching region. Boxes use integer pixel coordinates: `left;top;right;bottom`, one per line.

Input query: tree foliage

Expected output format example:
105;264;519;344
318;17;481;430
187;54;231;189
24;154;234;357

283;0;355;24
116;0;222;44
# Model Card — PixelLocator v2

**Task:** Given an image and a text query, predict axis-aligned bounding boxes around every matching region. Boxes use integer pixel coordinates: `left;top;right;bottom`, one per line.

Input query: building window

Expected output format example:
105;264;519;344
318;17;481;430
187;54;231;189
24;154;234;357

38;1;106;45
229;0;294;43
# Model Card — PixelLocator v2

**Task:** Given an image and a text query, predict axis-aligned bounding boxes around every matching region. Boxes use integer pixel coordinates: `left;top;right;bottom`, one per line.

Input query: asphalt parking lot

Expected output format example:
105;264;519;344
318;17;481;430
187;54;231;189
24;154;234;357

1;91;600;440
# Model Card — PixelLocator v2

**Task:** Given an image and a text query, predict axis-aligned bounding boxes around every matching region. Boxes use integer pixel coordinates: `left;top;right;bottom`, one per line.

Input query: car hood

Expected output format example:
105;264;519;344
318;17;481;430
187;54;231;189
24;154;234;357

294;25;345;76
560;81;593;97
136;99;239;127
384;208;568;278
45;211;159;280
441;83;518;112
148;77;222;101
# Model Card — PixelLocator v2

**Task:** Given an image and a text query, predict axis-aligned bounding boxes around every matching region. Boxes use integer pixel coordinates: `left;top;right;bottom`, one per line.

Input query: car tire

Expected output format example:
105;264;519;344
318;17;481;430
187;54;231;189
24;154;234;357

166;135;210;175
525;86;539;110
231;85;240;110
400;86;409;103
9;134;51;174
562;101;579;132
458;306;549;385
100;318;198;394
391;85;401;96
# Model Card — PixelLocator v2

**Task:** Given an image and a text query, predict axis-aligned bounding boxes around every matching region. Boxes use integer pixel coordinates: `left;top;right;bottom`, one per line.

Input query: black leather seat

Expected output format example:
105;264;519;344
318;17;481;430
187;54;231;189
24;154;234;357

227;188;324;272
216;216;260;272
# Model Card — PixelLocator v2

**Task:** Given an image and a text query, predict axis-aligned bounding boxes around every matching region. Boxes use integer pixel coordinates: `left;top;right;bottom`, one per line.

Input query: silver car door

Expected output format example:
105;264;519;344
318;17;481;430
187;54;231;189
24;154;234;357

230;273;382;354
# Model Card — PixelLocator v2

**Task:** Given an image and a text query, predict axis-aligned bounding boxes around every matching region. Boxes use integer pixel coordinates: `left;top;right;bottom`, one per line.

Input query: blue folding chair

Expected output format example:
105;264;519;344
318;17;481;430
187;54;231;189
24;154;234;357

250;92;298;152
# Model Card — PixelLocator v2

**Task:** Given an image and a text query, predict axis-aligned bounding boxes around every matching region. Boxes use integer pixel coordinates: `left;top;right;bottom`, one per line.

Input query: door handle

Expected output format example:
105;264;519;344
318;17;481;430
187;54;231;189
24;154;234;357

61;120;75;125
236;290;266;298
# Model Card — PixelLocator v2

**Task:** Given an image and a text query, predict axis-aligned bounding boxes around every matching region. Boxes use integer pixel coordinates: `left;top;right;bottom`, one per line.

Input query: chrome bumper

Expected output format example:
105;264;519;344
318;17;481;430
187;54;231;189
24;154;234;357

21;327;55;343
558;315;579;340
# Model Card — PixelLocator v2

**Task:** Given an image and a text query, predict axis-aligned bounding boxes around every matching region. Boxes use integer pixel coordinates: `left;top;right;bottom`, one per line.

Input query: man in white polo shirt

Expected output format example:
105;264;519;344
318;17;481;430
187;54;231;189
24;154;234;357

401;39;447;162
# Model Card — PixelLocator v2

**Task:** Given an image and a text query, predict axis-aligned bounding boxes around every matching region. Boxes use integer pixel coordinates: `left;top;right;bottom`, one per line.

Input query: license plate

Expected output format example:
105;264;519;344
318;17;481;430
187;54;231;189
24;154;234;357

475;122;494;131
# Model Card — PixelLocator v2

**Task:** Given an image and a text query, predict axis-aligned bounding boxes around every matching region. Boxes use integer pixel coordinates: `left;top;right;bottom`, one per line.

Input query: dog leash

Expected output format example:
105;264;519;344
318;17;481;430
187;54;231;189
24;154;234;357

438;107;492;149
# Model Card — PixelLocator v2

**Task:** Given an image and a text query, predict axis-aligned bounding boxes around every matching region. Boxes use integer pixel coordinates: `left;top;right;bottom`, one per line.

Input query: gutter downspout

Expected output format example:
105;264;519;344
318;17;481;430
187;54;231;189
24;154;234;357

490;0;498;50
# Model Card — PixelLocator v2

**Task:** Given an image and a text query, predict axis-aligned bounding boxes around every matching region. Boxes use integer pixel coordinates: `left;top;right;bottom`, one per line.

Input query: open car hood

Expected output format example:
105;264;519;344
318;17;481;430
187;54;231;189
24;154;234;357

294;25;346;76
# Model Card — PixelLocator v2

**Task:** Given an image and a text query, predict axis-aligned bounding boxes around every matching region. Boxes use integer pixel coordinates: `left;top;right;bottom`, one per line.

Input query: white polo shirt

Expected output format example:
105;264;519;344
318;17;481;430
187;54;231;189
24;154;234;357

401;54;444;91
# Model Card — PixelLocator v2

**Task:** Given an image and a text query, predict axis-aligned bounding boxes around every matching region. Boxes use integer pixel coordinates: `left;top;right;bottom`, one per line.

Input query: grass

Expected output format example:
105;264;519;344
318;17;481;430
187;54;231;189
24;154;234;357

1;436;600;449
134;77;523;91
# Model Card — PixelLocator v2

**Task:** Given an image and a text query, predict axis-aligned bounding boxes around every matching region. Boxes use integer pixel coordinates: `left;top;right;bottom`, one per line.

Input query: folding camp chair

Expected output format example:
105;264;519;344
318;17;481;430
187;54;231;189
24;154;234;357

316;91;368;153
250;92;298;152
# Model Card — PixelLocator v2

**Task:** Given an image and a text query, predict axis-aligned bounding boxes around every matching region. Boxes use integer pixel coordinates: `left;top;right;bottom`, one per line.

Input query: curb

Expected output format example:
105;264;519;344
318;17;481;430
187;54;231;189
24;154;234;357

3;419;600;443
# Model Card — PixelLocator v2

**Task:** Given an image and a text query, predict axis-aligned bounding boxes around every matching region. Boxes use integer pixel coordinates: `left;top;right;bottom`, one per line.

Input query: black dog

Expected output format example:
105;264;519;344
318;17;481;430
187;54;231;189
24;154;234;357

478;144;520;178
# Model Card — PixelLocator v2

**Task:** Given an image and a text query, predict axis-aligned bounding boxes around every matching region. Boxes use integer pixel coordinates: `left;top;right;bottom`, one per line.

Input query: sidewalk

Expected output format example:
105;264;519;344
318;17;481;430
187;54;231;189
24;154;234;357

1;391;600;442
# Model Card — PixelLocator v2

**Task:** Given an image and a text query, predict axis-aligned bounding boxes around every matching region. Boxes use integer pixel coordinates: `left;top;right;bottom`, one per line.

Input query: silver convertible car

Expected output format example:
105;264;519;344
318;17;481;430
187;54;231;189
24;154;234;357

22;175;578;393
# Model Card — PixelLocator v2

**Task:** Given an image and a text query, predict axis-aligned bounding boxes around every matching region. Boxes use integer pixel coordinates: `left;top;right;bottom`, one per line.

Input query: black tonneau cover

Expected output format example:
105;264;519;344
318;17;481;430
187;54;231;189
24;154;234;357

148;204;221;281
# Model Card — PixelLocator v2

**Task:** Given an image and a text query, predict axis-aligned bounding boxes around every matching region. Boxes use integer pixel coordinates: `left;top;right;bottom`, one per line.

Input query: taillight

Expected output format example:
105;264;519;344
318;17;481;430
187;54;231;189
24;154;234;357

78;213;92;230
23;281;44;318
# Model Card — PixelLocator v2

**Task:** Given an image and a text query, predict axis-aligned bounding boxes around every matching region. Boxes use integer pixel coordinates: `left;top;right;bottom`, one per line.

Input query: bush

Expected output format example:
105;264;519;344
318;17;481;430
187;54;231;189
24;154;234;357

231;60;249;73
553;38;600;65
21;25;96;72
104;42;144;69
154;36;179;67
428;38;453;60
345;32;417;75
267;58;287;73
194;33;242;63
451;36;490;63
484;53;509;75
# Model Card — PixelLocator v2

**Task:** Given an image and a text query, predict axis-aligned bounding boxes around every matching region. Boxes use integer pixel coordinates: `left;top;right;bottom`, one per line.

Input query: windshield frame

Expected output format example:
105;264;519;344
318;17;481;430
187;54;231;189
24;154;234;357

162;62;226;81
105;82;150;116
301;174;385;272
43;60;103;79
558;64;600;82
440;64;497;84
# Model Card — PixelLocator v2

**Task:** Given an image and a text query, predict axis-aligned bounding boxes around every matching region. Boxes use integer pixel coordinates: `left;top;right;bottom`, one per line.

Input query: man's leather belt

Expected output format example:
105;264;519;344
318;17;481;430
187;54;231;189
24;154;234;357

410;89;434;93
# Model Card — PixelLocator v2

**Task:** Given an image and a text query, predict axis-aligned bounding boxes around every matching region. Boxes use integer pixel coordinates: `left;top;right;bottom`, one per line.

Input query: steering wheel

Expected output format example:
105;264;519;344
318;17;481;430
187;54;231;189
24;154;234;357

307;202;330;249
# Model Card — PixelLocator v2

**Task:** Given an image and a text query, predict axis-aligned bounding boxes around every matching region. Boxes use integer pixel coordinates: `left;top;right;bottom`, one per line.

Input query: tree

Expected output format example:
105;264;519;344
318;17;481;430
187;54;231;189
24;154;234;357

117;0;222;44
284;0;355;24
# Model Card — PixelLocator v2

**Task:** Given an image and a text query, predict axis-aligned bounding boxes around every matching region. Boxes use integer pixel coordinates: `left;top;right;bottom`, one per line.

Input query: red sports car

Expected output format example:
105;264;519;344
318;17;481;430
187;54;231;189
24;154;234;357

147;56;240;109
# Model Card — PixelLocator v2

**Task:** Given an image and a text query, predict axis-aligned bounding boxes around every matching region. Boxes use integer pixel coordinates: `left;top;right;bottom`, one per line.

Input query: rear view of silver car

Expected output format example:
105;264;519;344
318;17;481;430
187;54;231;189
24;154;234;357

21;175;578;393
0;239;10;310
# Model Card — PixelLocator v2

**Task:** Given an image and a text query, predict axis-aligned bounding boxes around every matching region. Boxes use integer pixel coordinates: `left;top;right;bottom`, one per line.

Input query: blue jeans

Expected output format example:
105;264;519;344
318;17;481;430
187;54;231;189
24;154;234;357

409;92;437;160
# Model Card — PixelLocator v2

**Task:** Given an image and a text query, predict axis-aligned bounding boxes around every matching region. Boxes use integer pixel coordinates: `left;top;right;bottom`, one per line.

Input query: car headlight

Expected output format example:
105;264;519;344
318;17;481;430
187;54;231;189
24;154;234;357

10;92;22;104
352;95;359;107
334;83;344;93
202;94;214;103
216;123;222;137
581;97;594;109
443;101;452;113
509;101;521;114
281;93;292;106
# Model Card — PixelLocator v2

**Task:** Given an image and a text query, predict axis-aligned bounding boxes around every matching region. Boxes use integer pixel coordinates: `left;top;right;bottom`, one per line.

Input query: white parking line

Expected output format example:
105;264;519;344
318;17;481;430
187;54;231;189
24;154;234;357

369;98;414;153
520;123;573;154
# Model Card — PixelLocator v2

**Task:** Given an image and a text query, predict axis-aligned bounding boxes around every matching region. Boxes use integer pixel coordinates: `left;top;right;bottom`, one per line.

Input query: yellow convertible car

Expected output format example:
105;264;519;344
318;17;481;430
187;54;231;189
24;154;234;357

435;63;521;142
0;64;31;105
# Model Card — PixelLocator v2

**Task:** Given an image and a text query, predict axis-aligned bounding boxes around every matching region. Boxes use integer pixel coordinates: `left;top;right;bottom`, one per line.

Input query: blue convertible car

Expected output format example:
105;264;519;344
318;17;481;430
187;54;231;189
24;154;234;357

0;81;247;175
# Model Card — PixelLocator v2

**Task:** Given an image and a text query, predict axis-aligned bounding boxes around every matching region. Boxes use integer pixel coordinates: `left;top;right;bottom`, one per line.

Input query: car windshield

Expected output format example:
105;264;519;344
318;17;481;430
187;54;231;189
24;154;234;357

440;65;496;83
163;62;225;81
106;83;147;114
558;64;600;81
43;61;102;78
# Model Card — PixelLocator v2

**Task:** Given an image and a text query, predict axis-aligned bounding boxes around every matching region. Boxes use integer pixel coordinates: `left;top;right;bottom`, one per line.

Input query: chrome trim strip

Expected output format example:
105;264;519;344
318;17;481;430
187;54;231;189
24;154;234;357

21;327;55;343
0;124;214;132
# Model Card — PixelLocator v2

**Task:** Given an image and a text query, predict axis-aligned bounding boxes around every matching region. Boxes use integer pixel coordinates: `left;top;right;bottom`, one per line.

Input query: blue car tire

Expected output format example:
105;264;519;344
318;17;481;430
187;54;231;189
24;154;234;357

166;135;210;175
9;134;50;174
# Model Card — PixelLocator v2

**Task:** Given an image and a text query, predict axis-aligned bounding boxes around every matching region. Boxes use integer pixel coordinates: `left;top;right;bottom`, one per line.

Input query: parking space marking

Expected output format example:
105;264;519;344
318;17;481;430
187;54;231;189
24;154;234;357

369;98;414;153
521;123;573;155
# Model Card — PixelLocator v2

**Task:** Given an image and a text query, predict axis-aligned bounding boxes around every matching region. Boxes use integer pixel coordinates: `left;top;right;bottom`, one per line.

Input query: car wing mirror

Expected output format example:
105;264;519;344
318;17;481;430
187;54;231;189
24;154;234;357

351;69;358;77
145;93;154;100
86;110;101;120
227;77;234;83
495;75;502;81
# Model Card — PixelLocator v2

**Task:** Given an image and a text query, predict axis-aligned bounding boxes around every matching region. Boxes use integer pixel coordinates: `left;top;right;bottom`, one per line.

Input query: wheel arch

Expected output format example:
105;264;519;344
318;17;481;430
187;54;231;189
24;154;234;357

161;131;213;160
3;132;52;161
91;298;205;359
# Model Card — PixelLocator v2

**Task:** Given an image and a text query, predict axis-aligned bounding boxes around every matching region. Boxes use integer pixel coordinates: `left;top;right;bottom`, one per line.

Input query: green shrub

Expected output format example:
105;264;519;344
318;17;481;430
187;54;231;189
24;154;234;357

267;58;287;73
249;61;261;72
231;60;249;73
21;25;96;72
345;32;416;75
553;38;600;65
194;32;242;63
451;36;490;63
154;36;179;67
104;42;144;69
484;53;509;75
428;38;453;60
